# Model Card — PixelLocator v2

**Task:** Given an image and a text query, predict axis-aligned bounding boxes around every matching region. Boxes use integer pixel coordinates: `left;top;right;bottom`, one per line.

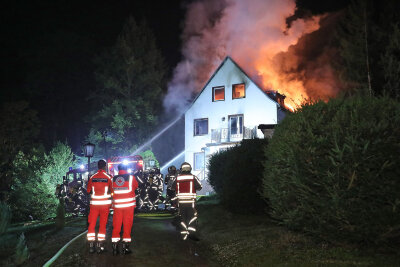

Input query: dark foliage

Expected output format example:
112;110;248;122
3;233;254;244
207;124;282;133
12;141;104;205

208;139;268;214
262;96;400;245
55;199;65;230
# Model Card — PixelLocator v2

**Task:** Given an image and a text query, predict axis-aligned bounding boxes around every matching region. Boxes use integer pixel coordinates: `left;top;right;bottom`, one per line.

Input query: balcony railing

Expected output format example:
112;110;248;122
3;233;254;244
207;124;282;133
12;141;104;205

210;126;256;143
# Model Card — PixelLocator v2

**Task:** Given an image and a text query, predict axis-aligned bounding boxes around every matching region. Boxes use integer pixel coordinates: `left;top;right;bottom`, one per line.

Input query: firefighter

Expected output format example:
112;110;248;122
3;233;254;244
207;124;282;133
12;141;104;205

173;162;202;241
86;159;113;254
147;168;163;211
165;165;178;211
111;163;139;255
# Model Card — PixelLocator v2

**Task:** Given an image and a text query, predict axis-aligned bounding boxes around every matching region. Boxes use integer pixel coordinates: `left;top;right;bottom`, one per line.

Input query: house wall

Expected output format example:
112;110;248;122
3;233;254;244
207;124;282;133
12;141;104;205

184;58;279;195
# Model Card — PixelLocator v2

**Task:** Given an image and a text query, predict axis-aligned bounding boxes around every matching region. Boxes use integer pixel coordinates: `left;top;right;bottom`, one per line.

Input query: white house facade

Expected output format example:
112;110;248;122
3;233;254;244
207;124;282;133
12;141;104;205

184;56;285;195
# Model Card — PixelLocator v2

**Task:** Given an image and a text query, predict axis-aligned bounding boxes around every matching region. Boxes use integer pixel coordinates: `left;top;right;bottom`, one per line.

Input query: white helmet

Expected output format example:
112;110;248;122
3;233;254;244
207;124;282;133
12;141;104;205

180;162;192;173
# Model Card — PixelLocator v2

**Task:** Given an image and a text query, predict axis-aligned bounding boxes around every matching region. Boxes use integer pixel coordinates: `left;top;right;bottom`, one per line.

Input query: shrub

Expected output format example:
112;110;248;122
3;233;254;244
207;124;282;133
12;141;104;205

0;202;11;235
15;233;29;265
262;96;400;245
208;139;268;214
55;199;65;230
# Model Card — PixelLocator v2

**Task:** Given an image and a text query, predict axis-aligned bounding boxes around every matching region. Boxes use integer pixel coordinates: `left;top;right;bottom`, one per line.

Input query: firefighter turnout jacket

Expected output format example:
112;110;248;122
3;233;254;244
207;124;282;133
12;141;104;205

86;169;113;241
174;174;202;203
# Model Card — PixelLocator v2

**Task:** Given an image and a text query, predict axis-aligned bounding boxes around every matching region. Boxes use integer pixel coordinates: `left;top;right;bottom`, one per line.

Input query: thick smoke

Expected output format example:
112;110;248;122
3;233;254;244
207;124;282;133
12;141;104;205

164;0;341;112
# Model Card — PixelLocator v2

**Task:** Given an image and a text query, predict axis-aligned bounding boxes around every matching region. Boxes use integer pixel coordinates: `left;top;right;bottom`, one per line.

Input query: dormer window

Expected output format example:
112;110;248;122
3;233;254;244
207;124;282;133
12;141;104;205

232;83;245;99
213;86;225;101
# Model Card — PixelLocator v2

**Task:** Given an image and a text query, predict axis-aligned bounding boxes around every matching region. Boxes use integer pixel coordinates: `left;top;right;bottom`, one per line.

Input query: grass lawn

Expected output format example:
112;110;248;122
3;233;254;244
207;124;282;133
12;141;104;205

196;198;400;267
0;216;87;266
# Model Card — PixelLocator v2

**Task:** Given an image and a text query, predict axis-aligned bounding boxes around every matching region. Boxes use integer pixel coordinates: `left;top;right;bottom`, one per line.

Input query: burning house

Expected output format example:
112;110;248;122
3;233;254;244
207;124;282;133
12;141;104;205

185;56;286;195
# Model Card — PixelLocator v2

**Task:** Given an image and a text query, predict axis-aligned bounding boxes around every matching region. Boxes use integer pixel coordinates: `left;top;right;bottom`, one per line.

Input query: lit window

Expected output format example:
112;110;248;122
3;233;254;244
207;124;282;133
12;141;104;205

213;86;225;101
232;83;245;99
194;152;205;171
194;118;208;136
229;115;243;137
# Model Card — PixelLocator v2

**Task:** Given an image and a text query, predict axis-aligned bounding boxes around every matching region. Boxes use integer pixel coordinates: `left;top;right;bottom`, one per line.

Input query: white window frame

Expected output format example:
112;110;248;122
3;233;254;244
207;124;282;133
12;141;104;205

194;152;205;171
229;114;244;138
194;118;208;136
212;86;225;102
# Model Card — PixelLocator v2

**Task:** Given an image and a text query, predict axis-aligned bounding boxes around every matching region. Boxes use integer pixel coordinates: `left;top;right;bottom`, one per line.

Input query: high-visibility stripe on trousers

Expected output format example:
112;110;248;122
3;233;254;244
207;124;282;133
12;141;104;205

87;205;110;241
112;206;135;242
179;202;197;240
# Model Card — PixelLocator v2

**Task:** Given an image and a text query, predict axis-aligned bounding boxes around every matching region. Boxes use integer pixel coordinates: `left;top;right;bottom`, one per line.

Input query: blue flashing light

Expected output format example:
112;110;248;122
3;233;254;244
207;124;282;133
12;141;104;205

80;164;85;170
123;159;129;165
69;167;73;171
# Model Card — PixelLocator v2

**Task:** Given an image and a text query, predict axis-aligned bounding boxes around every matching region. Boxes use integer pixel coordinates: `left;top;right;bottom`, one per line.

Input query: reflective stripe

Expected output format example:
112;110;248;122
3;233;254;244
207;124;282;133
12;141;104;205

90;200;112;205
181;231;189;234
112;238;120;242
92;194;111;199
177;175;194;181
188;227;196;232
189;216;197;225
87;237;96;241
123;238;131;242
98;234;105;238
114;202;135;208
177;193;196;197
180;222;187;229
87;233;95;237
114;197;135;203
190;181;193;194
178;200;195;203
183;235;188;240
114;175;133;194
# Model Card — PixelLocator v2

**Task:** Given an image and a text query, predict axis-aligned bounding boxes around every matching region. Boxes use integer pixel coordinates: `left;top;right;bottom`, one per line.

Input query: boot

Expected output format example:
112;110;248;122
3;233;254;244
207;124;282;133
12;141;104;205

89;242;96;254
112;242;119;256
122;242;132;255
96;241;105;254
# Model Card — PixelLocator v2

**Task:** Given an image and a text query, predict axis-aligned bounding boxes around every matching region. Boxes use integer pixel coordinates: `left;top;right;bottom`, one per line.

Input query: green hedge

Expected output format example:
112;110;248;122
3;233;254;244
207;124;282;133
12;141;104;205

262;96;400;245
208;139;268;214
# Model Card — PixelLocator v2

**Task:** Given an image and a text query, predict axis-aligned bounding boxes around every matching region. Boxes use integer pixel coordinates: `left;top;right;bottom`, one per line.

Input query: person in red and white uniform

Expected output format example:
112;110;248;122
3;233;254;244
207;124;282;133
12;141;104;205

111;163;139;255
86;159;112;254
173;162;202;241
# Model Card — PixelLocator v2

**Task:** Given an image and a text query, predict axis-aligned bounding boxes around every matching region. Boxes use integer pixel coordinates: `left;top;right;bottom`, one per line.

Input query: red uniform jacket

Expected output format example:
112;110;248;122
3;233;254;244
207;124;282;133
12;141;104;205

174;174;202;203
112;170;139;208
87;169;113;206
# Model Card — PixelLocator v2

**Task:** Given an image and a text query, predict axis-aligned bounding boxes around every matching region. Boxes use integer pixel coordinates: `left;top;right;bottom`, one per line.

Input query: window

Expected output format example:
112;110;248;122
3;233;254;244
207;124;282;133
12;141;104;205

213;86;225;101
229;115;243;137
194;118;208;136
232;83;245;99
194;152;205;171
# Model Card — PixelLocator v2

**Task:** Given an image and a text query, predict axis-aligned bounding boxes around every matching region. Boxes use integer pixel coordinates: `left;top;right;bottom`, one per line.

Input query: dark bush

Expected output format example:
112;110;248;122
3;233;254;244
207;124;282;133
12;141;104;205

262;96;400;245
55;198;65;230
208;139;268;214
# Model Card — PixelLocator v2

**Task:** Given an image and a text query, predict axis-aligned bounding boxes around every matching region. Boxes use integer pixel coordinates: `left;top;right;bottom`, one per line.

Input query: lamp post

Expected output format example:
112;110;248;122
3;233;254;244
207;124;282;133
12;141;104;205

83;142;95;178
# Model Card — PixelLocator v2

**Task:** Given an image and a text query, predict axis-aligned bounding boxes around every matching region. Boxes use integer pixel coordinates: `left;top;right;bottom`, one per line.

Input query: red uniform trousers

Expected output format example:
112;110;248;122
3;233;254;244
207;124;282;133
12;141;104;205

87;205;111;241
111;206;135;242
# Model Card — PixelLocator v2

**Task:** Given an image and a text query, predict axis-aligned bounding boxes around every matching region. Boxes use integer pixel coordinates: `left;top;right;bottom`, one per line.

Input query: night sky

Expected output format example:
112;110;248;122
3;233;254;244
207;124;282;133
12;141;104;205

0;0;350;152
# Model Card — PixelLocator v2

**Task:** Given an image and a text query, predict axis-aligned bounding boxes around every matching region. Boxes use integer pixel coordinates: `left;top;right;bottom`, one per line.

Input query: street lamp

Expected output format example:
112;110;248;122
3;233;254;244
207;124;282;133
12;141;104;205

83;142;95;177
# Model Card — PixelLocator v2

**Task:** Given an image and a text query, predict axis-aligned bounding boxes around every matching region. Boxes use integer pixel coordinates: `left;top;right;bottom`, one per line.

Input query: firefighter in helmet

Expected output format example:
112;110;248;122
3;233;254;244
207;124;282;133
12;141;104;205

86;159;113;254
111;163;139;255
147;168;163;211
173;162;202;241
164;165;178;211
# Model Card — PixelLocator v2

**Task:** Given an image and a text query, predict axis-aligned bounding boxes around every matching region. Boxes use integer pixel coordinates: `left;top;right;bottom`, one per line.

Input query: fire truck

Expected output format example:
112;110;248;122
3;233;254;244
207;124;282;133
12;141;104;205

56;155;164;216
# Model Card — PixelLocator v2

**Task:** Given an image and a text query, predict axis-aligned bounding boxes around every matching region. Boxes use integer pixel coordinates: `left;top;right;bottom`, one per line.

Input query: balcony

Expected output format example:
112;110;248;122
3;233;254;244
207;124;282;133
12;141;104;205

210;127;256;144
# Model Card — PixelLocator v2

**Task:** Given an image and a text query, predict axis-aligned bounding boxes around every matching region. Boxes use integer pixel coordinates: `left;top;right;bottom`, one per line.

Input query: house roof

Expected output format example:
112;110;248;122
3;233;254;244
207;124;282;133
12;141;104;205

186;56;285;112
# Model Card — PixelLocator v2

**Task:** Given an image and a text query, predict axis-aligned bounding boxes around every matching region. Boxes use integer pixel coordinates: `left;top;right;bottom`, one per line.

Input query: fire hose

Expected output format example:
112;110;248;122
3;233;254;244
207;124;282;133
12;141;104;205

42;230;88;267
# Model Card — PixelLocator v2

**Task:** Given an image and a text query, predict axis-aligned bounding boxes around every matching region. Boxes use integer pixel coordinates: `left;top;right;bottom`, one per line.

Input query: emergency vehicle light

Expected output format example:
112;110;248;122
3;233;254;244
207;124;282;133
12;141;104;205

123;159;129;165
80;164;85;170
